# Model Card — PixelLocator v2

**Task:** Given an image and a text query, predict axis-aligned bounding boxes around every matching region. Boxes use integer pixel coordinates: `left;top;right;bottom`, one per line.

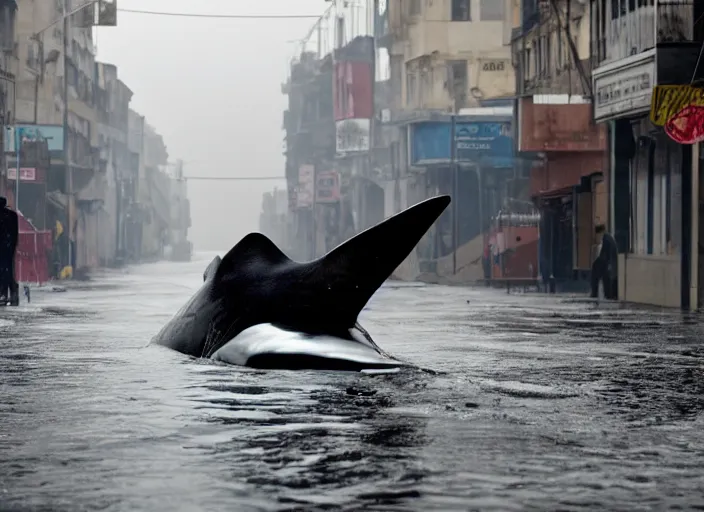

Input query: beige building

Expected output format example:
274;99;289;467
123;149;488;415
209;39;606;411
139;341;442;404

14;0;63;125
388;0;515;113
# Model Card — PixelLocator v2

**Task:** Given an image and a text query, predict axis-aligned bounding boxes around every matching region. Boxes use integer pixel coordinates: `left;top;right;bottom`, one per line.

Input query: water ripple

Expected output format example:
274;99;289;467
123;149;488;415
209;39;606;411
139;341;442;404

0;258;703;510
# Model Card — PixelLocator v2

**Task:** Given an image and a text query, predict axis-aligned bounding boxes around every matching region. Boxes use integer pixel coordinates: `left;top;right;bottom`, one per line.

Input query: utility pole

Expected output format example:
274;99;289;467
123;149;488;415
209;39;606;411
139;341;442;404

13;126;20;217
451;114;458;275
63;0;71;271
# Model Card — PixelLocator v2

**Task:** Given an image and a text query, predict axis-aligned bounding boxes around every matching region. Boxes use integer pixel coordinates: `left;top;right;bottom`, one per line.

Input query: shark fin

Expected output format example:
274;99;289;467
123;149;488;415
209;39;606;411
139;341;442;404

310;195;451;326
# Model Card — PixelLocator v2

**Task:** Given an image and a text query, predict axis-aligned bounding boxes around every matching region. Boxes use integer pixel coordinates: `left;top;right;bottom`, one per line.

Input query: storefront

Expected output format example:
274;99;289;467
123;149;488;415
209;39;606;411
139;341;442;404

593;49;691;308
409;113;515;278
519;96;607;291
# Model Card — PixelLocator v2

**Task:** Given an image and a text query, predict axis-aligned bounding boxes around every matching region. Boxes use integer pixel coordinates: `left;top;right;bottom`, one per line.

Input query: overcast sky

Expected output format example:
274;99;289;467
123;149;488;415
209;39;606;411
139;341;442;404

95;0;328;251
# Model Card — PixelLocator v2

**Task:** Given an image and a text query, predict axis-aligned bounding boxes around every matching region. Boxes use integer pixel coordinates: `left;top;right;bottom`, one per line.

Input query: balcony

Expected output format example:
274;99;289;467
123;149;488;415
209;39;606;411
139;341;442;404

592;0;697;68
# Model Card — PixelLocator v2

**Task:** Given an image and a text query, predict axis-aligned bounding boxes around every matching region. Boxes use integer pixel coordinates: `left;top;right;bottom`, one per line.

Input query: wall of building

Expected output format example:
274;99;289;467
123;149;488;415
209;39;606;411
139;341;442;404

618;254;681;308
14;0;63;125
400;0;514;111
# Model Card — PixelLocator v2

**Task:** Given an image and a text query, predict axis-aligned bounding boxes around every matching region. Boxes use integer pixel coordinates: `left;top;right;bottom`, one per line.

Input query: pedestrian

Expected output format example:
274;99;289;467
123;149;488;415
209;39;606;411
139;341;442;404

482;241;491;280
0;197;19;306
590;224;618;300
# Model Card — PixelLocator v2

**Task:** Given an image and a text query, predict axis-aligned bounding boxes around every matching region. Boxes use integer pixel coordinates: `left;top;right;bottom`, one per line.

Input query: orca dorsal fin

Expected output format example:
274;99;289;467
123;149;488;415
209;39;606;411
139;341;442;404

214;232;291;285
311;195;451;326
203;256;222;282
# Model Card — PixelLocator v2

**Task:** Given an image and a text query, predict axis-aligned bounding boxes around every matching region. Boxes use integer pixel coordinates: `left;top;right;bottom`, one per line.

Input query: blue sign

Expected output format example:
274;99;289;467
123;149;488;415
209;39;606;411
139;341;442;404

411;121;513;168
3;124;64;153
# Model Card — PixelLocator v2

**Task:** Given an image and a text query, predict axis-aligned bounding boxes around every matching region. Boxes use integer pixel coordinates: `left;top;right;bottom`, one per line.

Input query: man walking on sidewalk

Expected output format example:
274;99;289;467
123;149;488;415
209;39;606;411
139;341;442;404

590;224;618;300
0;197;19;306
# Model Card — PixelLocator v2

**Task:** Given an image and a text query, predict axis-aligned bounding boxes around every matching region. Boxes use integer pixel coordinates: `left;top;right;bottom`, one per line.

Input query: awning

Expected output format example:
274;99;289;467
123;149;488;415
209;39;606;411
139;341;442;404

47;190;68;210
532;185;575;201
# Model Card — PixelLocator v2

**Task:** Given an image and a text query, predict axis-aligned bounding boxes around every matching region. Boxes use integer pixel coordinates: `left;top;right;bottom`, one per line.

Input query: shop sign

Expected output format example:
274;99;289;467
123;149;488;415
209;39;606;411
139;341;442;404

335;118;371;153
592;52;655;122
518;97;606;152
650;85;704;144
411;120;513;168
7;167;37;181
3;125;64;152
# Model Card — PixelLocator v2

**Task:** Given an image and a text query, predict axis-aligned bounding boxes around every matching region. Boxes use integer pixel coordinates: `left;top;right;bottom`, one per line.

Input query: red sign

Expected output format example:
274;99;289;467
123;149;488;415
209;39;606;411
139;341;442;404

333;61;373;121
8;167;37;181
316;171;340;203
519;97;606;152
664;105;704;144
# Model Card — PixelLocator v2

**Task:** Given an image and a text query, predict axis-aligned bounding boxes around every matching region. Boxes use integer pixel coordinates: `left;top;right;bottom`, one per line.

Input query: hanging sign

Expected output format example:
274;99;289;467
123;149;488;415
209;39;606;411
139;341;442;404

7;167;37;181
664;105;704;144
315;172;341;203
650;85;704;144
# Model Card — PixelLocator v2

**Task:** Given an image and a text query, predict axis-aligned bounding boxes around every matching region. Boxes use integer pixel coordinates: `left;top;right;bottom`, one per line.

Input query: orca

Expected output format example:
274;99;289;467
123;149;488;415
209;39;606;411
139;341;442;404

151;195;451;371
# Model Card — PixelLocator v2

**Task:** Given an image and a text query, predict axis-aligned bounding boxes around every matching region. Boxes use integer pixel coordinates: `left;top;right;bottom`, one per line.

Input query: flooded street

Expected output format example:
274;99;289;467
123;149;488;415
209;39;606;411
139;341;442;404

1;253;704;511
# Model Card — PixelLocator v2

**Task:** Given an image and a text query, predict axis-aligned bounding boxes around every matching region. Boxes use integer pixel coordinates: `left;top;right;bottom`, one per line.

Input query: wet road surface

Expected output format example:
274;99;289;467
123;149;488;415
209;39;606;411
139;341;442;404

1;253;704;511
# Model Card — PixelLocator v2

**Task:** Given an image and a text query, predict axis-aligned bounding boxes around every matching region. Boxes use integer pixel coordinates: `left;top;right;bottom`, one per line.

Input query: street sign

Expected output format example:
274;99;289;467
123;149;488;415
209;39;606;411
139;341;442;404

7;167;37;181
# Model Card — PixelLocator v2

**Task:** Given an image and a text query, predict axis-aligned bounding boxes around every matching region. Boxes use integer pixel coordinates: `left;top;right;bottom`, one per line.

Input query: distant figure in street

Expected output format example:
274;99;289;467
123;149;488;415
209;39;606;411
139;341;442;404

0;197;19;306
591;224;618;300
482;242;491;280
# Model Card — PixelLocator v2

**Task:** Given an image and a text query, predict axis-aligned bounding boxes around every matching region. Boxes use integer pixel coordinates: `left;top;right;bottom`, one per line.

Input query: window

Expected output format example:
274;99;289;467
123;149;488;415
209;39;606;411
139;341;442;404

523;47;532;83
26;41;40;70
480;0;504;21
419;68;428;106
391;56;403;108
0;3;16;52
533;40;539;77
612;0;627;19
451;0;470;21
406;66;417;106
545;34;551;72
555;30;563;70
447;60;468;108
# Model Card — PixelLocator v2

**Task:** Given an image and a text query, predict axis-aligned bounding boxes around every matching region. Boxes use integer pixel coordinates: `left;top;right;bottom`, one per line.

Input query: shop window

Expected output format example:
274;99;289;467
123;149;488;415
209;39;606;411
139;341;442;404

405;65;417;106
630;126;682;257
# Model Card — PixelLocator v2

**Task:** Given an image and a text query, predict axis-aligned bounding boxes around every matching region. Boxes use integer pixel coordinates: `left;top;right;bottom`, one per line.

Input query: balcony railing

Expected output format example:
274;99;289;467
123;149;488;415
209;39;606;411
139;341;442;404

592;0;695;67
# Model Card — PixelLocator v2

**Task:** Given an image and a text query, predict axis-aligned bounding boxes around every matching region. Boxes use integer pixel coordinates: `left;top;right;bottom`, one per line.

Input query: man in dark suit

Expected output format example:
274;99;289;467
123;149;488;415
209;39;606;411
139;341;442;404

591;224;618;300
0;196;19;306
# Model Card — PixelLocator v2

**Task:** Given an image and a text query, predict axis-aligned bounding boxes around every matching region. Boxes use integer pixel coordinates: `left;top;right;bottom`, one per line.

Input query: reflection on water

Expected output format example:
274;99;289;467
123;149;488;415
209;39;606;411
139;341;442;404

1;253;704;511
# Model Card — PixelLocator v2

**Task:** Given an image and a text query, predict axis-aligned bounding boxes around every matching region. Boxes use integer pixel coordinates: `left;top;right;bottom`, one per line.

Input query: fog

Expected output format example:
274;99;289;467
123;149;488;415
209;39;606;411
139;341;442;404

95;0;328;251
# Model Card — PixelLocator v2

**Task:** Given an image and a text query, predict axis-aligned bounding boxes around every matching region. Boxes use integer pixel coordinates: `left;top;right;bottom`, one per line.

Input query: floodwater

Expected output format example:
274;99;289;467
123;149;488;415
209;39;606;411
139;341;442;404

1;253;704;511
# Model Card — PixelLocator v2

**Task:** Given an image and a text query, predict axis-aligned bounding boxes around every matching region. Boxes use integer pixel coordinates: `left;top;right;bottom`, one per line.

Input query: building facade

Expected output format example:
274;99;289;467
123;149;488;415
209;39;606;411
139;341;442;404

282;51;336;260
386;0;522;281
140;123;170;261
512;0;608;291
1;0;190;283
591;0;704;308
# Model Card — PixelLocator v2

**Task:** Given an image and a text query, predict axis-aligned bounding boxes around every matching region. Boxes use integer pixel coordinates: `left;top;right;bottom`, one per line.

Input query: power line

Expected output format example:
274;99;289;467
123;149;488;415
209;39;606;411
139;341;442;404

184;176;286;181
116;8;322;19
